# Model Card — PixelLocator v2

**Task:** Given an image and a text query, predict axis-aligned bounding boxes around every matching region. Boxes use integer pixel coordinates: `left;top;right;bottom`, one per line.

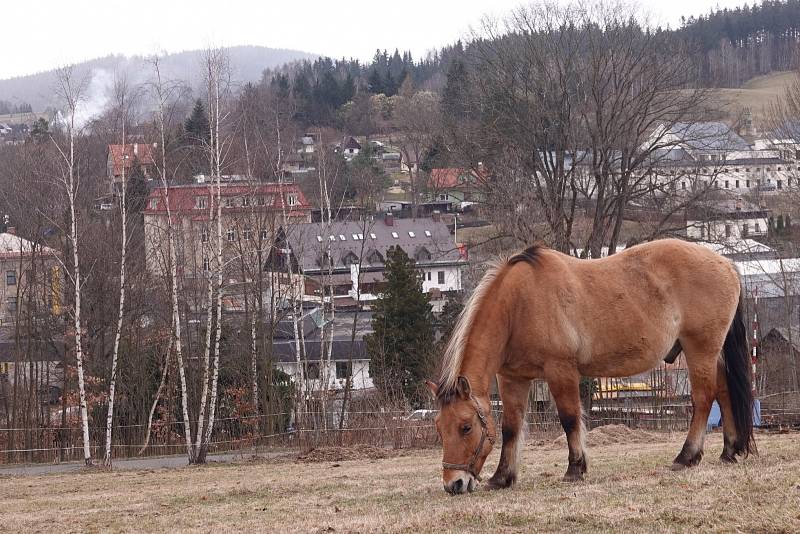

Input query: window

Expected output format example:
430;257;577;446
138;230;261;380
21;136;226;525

681;182;686;190
439;194;447;201
438;271;445;285
149;198;158;210
200;229;209;243
724;180;729;189
306;362;320;380
391;232;399;238
352;234;360;240
257;196;266;206
329;235;336;241
424;230;432;237
243;227;253;240
742;223;749;237
755;222;761;233
336;362;352;379
339;234;346;241
370;233;377;239
316;235;323;242
358;234;364;240
6;270;16;286
260;229;269;240
725;224;732;238
242;196;250;207
408;231;415;238
757;179;761;186
426;272;432;281
700;225;706;239
287;193;298;206
227;228;236;242
202;257;210;272
225;197;235;208
6;296;17;313
735;179;740;188
746;180;751;188
778;180;783;190
195;196;207;209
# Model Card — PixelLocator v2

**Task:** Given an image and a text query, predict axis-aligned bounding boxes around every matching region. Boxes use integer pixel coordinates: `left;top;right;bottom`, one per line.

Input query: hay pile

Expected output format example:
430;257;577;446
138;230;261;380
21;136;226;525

296;445;403;463
551;424;661;448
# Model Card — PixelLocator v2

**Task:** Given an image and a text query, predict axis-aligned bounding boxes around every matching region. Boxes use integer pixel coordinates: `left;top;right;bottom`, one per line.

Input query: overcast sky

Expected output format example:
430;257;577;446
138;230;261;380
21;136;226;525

3;0;751;80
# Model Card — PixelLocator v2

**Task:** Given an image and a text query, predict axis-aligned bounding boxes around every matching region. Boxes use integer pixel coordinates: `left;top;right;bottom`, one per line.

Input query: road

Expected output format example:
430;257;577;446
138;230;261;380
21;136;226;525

0;448;290;476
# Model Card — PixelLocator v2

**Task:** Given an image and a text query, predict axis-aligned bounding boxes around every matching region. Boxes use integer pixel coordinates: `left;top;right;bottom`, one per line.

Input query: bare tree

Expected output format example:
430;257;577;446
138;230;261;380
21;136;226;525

50;66;93;466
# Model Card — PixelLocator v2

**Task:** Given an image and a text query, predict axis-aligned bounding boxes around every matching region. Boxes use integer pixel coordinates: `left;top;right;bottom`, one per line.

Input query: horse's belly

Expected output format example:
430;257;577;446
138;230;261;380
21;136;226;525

577;338;673;378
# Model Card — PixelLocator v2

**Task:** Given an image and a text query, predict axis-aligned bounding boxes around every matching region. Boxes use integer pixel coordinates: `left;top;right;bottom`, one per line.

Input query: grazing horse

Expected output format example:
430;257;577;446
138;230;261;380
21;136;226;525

427;239;756;494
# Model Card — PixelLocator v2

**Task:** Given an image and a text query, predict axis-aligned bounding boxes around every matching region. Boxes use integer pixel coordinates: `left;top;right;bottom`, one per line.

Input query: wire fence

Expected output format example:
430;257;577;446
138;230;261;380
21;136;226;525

2;388;798;466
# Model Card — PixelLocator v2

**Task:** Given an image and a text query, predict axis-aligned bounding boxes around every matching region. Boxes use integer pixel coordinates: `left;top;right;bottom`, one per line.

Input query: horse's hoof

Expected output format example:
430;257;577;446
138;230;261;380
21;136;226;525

485;475;515;490
562;472;584;482
719;453;737;464
670;462;688;471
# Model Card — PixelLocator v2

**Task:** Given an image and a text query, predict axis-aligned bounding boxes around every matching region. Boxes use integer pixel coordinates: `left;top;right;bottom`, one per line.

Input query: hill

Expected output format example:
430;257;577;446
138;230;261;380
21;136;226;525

707;70;798;124
0;45;318;112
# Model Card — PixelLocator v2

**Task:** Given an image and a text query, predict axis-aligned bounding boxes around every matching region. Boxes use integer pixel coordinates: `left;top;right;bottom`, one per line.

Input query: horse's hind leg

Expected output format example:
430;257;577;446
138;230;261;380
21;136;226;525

546;367;586;482
486;375;531;490
673;341;720;470
716;358;739;463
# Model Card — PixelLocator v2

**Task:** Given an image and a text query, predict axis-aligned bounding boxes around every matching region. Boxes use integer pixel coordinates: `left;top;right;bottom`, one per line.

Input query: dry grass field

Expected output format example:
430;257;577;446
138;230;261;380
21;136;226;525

1;430;798;533
711;70;798;121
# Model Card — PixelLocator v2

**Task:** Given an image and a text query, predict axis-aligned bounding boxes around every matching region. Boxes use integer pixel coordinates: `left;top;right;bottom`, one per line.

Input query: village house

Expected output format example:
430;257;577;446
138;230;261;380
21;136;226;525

281;214;468;311
106;143;156;190
428;167;486;210
759;326;800;396
143;177;312;280
685;199;770;240
338;136;361;160
273;311;374;393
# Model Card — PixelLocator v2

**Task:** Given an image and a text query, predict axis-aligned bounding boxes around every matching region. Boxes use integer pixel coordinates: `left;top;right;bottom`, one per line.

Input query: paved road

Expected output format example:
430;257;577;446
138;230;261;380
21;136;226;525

0;448;290;477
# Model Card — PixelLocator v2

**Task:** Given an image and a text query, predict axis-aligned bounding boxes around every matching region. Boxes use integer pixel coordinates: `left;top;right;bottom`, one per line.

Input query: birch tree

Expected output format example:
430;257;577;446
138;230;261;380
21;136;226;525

52;66;93;466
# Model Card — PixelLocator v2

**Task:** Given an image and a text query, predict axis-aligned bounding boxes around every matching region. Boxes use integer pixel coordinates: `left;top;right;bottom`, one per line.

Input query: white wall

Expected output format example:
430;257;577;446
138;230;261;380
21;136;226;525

686;217;769;240
421;265;462;293
277;359;374;391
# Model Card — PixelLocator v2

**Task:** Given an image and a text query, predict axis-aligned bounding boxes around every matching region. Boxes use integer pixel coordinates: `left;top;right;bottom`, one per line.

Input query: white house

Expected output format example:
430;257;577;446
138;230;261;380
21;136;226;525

685;199;770;240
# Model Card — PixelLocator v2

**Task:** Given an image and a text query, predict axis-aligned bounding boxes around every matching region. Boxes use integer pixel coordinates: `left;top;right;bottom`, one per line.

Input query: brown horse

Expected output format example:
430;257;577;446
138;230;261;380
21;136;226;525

427;238;756;494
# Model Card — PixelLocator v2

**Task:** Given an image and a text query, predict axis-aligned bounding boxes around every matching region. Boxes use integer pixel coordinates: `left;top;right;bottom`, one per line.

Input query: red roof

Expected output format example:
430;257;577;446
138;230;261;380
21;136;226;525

108;143;156;176
144;182;311;216
429;167;487;189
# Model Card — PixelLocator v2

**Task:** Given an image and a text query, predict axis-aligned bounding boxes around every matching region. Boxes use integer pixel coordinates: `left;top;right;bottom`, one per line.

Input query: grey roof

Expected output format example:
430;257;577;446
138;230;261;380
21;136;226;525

668;122;751;152
285;218;465;274
272;312;373;362
766;327;800;352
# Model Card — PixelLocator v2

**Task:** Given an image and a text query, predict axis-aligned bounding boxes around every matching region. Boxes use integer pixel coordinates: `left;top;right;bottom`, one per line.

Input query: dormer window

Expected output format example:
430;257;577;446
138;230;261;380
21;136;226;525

343;251;359;266
339;234;346;241
287;193;298;206
391;232;399;238
195;196;207;209
424;230;432;237
225;197;235;208
149;198;158;210
408;231;415;238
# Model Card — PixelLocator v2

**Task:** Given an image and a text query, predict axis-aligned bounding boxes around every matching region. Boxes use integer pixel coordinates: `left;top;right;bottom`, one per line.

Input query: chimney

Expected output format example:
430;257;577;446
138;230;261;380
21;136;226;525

6;226;15;235
735;198;743;211
385;213;394;226
432;210;441;222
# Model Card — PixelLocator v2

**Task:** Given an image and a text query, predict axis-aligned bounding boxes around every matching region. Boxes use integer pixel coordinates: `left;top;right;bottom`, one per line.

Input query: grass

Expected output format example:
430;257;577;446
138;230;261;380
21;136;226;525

708;70;798;121
0;431;798;533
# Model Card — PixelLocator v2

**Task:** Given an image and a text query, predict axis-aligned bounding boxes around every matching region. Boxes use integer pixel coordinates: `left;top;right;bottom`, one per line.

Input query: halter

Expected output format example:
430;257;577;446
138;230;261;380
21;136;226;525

441;393;496;479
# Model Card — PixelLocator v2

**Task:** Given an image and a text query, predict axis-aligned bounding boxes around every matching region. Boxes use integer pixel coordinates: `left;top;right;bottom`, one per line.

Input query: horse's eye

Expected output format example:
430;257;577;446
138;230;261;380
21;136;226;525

462;423;472;435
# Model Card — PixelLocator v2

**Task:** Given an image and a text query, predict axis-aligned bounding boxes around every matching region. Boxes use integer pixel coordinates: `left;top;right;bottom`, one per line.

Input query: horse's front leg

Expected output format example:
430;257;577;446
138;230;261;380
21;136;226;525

486;375;531;490
546;366;587;482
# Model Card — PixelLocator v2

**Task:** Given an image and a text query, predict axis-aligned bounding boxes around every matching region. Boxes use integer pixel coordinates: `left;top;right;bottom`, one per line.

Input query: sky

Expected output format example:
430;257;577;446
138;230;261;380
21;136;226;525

2;0;753;80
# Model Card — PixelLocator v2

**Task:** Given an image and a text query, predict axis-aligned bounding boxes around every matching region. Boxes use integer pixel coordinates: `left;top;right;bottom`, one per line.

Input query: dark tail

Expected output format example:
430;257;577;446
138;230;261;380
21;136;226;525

722;293;757;457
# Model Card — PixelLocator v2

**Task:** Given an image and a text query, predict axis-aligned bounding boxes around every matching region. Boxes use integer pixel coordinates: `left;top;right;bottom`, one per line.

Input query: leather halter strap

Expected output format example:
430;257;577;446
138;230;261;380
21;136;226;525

441;393;496;479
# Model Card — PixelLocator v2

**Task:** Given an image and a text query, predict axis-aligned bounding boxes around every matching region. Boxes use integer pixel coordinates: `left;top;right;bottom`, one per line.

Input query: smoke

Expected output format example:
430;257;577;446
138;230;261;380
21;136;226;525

74;68;114;127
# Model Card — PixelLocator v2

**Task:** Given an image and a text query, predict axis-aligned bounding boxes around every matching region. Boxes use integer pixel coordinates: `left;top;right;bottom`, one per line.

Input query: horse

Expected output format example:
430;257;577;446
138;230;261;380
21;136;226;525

427;238;756;494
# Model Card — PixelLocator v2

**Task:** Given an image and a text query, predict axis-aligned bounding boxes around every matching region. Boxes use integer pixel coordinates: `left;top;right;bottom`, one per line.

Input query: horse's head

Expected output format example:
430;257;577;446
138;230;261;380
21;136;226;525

426;376;496;495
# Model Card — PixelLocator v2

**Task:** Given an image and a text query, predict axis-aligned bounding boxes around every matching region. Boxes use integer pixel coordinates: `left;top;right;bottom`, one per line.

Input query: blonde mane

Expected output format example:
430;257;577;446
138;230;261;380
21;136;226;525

437;246;542;400
438;258;506;395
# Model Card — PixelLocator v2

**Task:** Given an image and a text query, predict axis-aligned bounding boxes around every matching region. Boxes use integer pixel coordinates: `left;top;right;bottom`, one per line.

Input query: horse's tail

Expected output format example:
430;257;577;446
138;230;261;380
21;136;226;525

721;291;757;457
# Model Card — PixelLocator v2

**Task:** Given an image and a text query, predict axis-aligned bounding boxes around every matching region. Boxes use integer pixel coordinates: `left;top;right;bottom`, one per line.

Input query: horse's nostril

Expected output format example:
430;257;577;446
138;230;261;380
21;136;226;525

452;479;464;493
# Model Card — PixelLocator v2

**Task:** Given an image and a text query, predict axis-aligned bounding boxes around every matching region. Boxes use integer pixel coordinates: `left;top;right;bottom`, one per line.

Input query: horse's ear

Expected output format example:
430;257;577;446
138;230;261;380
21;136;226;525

424;380;438;397
456;376;471;400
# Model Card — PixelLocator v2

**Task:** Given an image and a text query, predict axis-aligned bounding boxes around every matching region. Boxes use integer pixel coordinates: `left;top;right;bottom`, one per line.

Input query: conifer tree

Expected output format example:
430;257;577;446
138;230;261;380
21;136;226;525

366;246;434;406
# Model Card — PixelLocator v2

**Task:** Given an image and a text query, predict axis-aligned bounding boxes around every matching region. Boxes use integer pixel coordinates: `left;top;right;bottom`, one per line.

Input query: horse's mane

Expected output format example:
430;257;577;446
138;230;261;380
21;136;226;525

437;245;541;403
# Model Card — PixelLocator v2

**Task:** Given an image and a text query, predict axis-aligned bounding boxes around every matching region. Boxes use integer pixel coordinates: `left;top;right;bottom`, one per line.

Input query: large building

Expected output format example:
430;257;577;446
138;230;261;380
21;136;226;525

282;215;468;310
143;178;312;280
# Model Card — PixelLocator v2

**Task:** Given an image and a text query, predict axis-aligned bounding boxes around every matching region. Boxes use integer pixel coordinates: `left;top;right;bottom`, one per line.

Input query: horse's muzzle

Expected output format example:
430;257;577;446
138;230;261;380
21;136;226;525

444;473;477;494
